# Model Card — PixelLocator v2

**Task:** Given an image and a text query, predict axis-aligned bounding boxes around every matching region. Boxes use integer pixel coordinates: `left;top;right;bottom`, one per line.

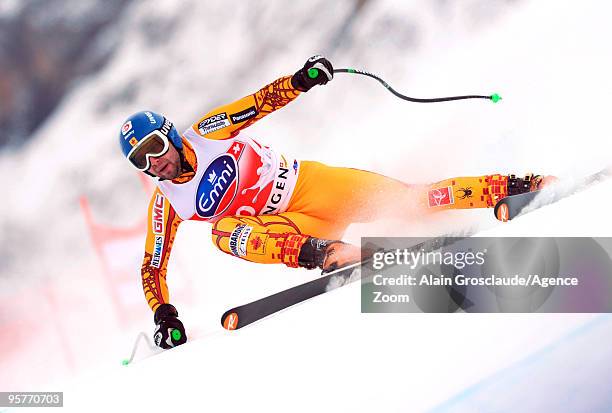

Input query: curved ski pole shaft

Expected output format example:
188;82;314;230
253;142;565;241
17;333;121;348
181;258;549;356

331;68;501;103
122;331;156;365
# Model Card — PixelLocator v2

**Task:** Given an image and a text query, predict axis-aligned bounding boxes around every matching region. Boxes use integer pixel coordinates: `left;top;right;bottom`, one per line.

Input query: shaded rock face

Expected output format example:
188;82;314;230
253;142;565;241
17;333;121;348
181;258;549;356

0;0;132;148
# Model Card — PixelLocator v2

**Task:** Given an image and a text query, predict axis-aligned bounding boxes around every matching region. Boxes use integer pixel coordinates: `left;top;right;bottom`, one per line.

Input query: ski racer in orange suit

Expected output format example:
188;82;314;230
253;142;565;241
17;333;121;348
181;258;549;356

118;56;549;349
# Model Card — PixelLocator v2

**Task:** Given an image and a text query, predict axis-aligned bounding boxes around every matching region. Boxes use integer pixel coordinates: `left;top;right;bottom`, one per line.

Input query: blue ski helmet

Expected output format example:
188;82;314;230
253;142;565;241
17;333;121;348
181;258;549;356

118;111;183;165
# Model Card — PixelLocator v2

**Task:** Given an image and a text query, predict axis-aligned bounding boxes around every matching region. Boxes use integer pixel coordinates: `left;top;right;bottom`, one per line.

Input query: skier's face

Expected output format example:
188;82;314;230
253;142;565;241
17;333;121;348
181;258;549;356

147;143;181;180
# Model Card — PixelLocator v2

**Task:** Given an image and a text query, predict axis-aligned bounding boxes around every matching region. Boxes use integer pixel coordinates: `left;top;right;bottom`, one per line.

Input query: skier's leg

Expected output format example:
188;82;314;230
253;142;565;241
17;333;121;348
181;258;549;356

210;165;549;270
287;161;548;222
416;173;551;211
211;212;358;270
287;161;420;222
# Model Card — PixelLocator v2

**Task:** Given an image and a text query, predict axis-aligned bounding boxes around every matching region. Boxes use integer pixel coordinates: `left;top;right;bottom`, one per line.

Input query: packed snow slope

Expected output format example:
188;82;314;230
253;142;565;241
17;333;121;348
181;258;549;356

2;0;612;411
63;178;612;412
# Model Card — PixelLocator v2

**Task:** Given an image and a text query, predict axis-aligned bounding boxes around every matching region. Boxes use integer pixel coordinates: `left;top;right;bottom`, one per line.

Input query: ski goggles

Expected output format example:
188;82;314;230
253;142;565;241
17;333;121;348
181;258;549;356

127;130;170;171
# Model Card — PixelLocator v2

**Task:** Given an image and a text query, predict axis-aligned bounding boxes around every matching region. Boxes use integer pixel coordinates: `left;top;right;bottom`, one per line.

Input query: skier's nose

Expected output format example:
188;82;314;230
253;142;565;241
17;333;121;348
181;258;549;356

149;155;165;172
150;155;163;167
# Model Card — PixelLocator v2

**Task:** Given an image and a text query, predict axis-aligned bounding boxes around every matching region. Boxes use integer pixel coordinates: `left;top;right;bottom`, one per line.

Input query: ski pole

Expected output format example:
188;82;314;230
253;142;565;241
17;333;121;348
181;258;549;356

122;332;156;366
307;67;501;103
121;330;184;365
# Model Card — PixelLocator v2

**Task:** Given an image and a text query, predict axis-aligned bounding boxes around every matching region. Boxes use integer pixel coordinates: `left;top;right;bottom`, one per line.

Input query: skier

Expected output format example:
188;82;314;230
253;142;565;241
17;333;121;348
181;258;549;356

118;56;548;349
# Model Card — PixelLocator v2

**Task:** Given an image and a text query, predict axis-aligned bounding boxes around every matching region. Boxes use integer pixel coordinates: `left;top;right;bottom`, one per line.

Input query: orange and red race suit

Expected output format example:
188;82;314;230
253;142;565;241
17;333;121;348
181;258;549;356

140;75;511;312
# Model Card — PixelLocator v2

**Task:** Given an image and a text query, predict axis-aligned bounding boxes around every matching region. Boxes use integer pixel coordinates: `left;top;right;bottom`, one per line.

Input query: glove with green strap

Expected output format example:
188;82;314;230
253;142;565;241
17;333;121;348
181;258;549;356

153;304;187;349
291;55;334;92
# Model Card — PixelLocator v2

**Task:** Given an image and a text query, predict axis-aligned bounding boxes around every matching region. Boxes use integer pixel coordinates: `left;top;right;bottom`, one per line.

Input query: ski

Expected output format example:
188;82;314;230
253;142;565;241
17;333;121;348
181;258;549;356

494;191;540;222
221;262;361;330
221;235;466;330
494;167;612;222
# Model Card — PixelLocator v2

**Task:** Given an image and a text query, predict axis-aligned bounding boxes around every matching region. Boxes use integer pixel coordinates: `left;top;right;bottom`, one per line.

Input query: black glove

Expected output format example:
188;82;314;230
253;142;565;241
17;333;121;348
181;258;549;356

153;304;187;349
291;55;334;92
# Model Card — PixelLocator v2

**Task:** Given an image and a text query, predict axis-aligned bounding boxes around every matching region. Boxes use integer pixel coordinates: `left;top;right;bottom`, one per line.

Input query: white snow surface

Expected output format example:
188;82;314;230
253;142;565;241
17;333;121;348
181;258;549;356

60;177;612;413
2;1;612;412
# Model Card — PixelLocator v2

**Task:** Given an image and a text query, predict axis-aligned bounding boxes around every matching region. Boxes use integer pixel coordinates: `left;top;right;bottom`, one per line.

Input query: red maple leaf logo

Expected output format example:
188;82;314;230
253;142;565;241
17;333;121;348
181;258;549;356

250;236;262;250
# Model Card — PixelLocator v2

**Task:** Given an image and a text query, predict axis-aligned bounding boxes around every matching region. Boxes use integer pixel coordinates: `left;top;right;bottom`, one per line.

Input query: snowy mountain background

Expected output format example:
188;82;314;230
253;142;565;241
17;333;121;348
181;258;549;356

1;1;612;411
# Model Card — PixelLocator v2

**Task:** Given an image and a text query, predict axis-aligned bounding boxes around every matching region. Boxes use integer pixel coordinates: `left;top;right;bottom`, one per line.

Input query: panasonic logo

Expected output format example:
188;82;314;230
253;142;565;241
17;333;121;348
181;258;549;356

230;106;258;123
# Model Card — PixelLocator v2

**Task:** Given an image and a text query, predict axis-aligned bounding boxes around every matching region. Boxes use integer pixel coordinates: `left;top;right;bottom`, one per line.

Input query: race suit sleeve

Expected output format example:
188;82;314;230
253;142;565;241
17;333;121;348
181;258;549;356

190;75;302;140
140;188;183;312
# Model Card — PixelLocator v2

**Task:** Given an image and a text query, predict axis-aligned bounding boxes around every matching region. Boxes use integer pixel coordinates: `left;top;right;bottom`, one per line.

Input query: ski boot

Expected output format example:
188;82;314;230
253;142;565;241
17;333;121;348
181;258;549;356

508;173;544;195
487;172;557;206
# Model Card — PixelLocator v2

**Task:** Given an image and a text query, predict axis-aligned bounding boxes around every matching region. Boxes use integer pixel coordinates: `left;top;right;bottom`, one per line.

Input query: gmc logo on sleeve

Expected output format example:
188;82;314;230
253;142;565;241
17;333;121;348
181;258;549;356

152;194;165;234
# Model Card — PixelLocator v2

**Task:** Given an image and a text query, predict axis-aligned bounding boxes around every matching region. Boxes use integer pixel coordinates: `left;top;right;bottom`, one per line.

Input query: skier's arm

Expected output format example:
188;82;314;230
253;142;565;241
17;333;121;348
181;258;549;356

140;188;183;312
190;75;301;140
191;56;333;140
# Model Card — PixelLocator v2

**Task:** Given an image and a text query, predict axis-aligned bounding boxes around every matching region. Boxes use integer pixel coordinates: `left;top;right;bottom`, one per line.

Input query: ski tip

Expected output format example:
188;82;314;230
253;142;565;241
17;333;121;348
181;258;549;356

222;312;239;331
495;203;510;222
121;359;130;366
